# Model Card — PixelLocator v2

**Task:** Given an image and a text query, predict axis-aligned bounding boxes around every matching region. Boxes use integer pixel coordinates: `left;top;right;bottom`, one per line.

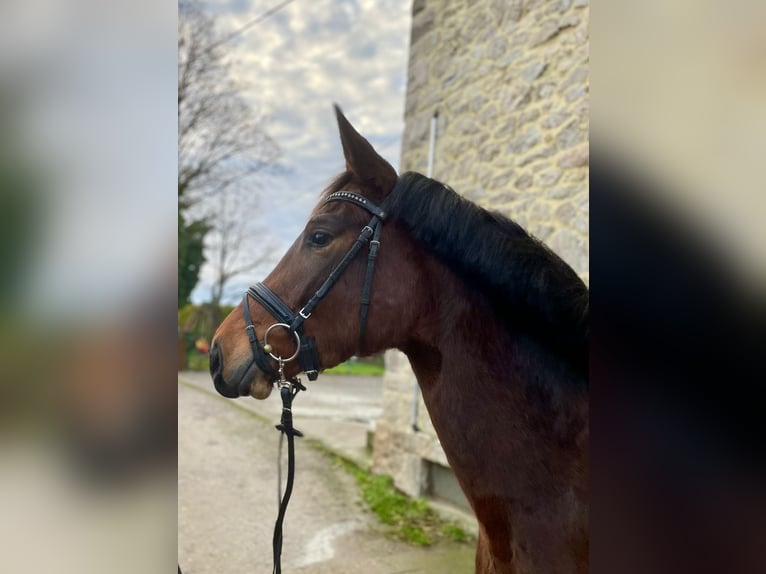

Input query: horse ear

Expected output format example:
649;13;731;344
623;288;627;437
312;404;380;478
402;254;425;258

334;104;397;197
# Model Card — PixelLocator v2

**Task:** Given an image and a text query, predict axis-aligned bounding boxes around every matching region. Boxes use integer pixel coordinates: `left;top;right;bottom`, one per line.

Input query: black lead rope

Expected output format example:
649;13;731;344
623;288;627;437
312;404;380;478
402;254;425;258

272;381;304;574
179;383;304;574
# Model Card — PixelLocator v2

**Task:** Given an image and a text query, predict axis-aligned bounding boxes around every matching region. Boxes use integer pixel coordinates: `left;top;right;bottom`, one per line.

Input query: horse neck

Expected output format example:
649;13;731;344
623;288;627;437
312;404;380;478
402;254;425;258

402;260;588;572
404;257;588;458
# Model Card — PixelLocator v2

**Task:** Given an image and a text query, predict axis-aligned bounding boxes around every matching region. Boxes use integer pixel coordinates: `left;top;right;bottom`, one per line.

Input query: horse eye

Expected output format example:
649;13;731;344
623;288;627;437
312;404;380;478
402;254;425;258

308;231;332;247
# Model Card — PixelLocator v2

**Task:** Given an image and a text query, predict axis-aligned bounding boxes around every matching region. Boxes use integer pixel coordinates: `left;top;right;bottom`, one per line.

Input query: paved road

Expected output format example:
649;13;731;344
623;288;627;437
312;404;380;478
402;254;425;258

180;370;382;467
178;373;475;573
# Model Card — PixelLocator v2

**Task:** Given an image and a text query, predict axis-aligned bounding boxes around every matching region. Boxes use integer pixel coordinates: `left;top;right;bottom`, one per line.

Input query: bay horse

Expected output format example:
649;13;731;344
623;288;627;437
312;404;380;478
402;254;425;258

210;106;589;574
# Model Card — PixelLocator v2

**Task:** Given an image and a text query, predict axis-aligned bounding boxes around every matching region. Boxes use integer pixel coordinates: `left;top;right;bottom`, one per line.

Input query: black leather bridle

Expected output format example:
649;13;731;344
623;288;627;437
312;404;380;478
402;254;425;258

241;189;386;386
243;189;385;574
181;191;386;574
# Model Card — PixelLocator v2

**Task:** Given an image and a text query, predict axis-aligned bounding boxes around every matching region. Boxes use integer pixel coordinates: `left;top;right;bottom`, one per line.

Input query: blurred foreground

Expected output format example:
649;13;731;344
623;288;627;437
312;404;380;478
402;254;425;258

0;0;176;572
592;3;765;571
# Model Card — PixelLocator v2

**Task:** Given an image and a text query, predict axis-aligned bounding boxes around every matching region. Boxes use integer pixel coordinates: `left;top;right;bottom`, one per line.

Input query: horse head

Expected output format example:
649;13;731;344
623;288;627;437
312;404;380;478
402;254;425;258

210;106;428;400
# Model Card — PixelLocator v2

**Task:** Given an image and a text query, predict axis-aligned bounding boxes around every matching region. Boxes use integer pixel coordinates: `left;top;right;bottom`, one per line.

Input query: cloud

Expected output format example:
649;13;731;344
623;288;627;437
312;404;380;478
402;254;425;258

192;0;411;304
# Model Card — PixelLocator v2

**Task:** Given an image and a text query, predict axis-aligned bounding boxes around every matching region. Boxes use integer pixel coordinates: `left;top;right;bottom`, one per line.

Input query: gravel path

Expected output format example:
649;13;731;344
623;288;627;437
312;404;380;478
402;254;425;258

178;380;475;573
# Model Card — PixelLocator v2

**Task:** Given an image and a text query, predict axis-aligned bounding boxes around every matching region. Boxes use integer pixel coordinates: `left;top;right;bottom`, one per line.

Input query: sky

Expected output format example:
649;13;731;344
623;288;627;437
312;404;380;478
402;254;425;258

191;0;412;304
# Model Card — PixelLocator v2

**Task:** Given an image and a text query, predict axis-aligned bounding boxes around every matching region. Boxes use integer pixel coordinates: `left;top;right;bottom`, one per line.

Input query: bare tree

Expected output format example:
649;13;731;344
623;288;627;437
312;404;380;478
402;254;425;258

207;187;275;305
178;0;279;207
178;1;279;304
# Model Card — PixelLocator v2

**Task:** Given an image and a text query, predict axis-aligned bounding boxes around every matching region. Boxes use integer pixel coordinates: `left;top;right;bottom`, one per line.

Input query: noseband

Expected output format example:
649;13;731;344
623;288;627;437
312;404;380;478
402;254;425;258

241;190;386;383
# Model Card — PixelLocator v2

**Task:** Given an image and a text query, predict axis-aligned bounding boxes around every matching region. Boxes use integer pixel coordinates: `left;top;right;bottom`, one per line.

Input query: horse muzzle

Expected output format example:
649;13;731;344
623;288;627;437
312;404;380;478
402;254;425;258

209;341;274;399
209;341;247;398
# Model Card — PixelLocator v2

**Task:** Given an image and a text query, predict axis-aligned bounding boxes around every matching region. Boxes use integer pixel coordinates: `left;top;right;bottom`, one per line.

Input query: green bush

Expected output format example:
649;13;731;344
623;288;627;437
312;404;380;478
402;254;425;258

178;303;234;342
186;351;210;372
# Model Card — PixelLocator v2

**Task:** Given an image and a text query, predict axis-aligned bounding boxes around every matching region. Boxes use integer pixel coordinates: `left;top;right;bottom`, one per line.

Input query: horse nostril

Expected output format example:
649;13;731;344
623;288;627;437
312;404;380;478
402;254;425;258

209;341;222;377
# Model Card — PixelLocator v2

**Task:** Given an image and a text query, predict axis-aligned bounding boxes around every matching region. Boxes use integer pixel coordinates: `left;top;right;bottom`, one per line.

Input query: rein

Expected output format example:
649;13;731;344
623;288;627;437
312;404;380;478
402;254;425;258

244;190;386;573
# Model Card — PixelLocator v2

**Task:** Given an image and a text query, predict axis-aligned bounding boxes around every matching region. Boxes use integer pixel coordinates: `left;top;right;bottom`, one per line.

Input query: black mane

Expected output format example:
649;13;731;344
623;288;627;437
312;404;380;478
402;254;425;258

384;172;589;377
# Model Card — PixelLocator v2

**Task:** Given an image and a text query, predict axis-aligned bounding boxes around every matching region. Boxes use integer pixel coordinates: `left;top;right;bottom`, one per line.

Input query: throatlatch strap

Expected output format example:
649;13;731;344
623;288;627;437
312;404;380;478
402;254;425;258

359;217;381;351
298;335;321;381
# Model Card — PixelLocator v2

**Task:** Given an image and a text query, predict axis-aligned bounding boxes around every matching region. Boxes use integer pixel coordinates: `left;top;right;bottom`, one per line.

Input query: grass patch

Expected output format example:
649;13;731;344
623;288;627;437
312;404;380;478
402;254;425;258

307;439;471;547
324;356;384;376
185;351;383;376
442;523;469;543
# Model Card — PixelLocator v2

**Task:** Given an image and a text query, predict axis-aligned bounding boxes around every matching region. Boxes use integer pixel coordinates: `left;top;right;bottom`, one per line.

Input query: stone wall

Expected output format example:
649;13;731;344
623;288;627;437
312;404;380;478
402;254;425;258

372;0;589;501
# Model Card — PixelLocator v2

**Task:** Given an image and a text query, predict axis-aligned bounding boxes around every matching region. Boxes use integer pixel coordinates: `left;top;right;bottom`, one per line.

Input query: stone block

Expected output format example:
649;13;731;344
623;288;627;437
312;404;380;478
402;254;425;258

462;11;492;43
508;0;523;22
411;8;436;45
565;84;588;103
471;95;489;112
500;82;532;113
522;61;548;83
408;59;429;92
529;200;551;221
418;87;442;112
555;201;577;223
479;103;498;124
561;169;587;183
385;349;411;372
530;223;556;241
491;0;509;23
405;112;432;148
563;65;588;89
572;212;588;234
510;31;530;48
487;36;508;60
542;110;569;129
531;20;562;47
558;12;581;29
508;126;541;154
493;116;517;139
520;108;541;125
556;119;585;149
515;172;534;190
549;228;588;274
431;55;452;80
478;143;500;162
558;143;589;168
534;168;562;187
491;171;515;191
519;145;556;166
546;185;577;199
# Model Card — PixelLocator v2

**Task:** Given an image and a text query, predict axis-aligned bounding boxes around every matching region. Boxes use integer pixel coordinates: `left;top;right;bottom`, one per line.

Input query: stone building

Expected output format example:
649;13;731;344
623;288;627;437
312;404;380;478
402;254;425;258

372;0;589;513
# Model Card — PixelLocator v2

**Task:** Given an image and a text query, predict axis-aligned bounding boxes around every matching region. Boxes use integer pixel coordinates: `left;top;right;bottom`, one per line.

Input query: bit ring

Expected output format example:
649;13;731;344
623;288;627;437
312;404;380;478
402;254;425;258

263;323;301;362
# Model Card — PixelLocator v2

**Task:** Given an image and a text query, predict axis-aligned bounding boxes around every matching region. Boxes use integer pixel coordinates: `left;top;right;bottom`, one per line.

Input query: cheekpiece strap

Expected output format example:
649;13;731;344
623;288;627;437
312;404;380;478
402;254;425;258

325;191;386;220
